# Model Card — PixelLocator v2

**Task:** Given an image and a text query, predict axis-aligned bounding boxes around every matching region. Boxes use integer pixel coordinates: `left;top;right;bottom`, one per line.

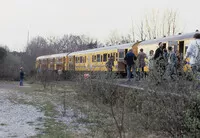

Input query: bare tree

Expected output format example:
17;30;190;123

107;29;133;45
136;9;181;41
107;29;121;45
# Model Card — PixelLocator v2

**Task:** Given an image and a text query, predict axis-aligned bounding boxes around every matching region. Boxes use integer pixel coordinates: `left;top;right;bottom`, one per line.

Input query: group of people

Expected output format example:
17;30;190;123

123;33;200;82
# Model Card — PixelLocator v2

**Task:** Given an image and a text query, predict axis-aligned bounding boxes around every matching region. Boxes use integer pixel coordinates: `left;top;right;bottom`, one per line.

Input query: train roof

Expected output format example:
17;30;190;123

36;53;69;60
139;32;199;46
68;43;134;56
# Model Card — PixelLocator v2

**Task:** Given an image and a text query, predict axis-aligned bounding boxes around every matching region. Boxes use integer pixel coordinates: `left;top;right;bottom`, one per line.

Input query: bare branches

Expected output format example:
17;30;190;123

135;9;181;41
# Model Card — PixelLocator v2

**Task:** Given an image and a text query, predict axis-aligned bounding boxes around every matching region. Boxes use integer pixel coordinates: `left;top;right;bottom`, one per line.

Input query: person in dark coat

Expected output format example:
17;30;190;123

154;42;164;60
154;42;165;84
20;67;24;86
124;49;137;81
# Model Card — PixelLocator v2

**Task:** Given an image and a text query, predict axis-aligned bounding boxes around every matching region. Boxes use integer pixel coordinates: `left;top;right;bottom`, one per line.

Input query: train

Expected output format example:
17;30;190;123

36;31;199;74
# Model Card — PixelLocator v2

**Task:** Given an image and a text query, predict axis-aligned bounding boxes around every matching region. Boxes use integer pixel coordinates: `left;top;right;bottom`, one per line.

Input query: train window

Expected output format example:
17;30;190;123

103;54;106;61
113;53;115;61
103;54;107;62
92;55;95;62
101;55;103;62
116;53;118;61
85;56;86;63
119;52;124;58
97;54;101;62
83;57;85;63
108;54;110;58
80;56;83;63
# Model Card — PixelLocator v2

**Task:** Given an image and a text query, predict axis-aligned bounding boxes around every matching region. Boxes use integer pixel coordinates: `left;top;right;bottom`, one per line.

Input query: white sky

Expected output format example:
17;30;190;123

0;0;200;51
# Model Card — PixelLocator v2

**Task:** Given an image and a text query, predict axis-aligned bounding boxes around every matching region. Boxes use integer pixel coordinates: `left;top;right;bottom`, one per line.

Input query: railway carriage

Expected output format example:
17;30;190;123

68;43;136;73
36;43;137;74
136;32;199;72
36;53;69;72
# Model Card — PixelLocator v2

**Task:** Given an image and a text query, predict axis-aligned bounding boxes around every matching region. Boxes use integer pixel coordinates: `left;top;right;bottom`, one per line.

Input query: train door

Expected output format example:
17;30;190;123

72;56;75;70
125;49;128;55
63;56;66;71
179;41;184;59
117;49;126;72
87;55;91;71
69;56;75;71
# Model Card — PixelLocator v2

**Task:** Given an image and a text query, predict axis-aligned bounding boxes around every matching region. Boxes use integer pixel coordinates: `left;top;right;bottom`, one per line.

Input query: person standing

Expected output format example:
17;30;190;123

138;48;147;78
19;67;24;86
106;56;114;72
58;68;63;81
154;42;164;60
148;50;154;71
154;42;165;84
185;33;200;80
167;46;177;80
124;49;137;81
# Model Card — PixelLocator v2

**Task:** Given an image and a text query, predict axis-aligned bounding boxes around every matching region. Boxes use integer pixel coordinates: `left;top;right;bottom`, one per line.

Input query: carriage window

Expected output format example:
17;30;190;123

113;53;115;61
80;56;83;63
82;57;84;63
103;54;107;62
108;54;110;58
85;56;86;63
101;55;103;62
119;52;124;58
97;54;101;62
116;53;118;61
92;55;95;62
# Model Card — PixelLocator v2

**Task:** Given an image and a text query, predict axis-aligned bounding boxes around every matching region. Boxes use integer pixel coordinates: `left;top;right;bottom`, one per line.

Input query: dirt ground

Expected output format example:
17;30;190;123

0;82;44;138
0;81;94;138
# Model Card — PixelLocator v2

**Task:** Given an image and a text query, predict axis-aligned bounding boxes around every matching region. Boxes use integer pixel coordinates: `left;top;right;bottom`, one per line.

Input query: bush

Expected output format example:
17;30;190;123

75;67;200;137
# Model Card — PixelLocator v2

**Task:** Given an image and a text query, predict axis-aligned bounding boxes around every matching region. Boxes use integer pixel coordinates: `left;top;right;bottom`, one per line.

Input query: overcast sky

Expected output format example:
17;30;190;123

0;0;199;51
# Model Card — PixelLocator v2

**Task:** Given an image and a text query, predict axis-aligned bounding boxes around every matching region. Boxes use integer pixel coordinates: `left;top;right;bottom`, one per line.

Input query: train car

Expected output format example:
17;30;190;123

136;31;199;72
50;53;69;71
36;55;50;71
36;53;69;72
68;43;136;73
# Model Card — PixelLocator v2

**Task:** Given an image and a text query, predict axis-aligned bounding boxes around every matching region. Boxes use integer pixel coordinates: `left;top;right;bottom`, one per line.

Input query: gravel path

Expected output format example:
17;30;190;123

0;83;44;138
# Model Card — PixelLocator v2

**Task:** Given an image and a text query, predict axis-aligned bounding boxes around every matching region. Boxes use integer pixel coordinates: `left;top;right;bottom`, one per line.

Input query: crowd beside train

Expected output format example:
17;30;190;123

106;33;200;83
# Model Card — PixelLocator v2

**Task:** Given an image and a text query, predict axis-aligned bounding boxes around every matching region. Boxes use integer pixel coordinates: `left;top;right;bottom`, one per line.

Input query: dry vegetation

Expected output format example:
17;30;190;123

70;67;200;138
